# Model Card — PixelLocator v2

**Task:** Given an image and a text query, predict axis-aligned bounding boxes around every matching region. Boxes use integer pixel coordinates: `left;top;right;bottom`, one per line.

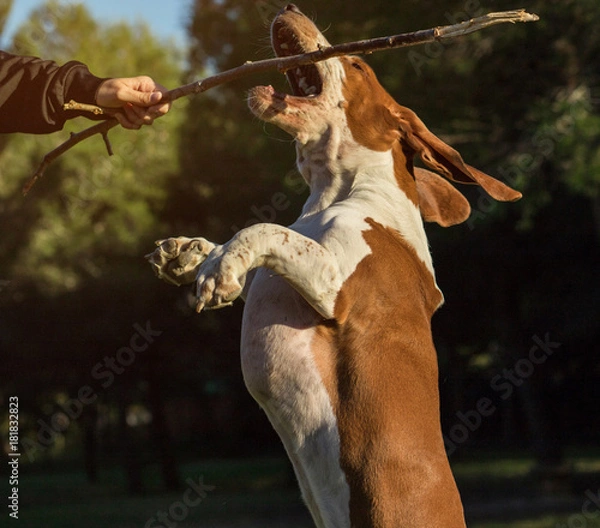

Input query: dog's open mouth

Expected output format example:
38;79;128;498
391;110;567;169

248;6;328;124
271;16;323;98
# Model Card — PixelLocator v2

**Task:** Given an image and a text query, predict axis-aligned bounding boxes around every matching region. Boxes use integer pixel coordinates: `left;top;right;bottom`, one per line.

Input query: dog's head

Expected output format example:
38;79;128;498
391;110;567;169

248;4;521;227
247;4;347;142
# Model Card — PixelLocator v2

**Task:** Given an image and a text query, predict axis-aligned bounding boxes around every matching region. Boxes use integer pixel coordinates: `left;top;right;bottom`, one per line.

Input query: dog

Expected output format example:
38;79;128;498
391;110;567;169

147;4;521;526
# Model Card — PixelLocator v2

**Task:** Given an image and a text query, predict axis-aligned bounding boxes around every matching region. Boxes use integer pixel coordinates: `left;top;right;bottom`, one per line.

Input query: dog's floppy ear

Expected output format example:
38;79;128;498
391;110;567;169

390;105;522;203
415;168;471;227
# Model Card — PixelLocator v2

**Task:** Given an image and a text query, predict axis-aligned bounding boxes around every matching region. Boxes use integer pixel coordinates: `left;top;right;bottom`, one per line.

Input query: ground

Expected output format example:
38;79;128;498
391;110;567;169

11;450;600;528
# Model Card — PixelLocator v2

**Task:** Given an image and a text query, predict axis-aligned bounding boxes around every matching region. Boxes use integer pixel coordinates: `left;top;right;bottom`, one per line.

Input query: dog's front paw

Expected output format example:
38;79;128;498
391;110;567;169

195;246;250;312
145;236;215;286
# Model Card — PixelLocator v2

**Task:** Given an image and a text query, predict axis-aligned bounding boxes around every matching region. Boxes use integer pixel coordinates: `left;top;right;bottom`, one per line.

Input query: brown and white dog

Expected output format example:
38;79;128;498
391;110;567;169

147;5;521;527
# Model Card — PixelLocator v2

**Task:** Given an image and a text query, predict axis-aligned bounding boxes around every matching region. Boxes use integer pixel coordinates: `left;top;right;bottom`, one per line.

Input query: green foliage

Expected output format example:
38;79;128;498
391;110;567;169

9;452;600;527
0;1;184;293
173;1;302;242
0;0;13;37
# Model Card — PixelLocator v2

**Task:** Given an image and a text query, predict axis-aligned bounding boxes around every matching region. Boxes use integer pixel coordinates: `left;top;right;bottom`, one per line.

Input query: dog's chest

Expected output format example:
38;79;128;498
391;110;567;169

239;179;434;392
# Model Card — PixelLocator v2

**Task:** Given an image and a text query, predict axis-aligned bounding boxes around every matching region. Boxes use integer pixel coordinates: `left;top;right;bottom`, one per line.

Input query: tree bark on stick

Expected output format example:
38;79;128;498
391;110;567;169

22;9;538;195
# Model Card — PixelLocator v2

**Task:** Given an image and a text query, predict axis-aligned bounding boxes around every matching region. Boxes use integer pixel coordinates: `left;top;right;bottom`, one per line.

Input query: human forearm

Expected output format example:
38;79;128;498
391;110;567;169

0;51;106;134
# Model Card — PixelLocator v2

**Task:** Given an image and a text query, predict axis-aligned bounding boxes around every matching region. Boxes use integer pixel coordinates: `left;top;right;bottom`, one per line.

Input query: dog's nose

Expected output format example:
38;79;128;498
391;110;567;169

283;4;302;14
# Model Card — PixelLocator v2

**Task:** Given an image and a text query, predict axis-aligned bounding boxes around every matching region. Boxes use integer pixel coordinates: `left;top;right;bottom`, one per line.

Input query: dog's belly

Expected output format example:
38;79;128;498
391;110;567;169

241;269;350;525
241;268;334;432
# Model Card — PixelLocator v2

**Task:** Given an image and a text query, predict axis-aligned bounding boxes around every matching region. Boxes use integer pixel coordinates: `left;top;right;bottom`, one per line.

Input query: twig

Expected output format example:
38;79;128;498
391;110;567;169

22;120;118;195
23;9;538;195
162;10;539;102
63;99;107;115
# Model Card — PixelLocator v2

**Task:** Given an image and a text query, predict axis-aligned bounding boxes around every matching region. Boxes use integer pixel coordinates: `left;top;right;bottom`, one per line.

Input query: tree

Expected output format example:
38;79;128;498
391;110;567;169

1;0;185;293
0;0;185;491
0;0;13;37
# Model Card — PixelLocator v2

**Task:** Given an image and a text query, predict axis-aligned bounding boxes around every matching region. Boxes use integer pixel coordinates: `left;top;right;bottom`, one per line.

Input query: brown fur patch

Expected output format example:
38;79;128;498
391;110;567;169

311;220;465;526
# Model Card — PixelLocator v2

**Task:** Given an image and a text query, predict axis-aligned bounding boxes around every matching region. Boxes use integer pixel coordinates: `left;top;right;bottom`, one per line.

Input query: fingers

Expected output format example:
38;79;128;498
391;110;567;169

95;77;171;129
148;97;171;118
114;101;169;129
122;102;153;129
117;82;166;108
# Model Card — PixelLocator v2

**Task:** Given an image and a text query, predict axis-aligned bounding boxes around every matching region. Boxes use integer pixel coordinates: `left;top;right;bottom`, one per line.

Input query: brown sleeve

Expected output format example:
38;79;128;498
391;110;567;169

0;50;108;134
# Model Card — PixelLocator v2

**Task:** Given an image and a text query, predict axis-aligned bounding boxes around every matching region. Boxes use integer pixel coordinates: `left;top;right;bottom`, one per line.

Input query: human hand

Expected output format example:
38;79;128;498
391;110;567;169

95;76;171;129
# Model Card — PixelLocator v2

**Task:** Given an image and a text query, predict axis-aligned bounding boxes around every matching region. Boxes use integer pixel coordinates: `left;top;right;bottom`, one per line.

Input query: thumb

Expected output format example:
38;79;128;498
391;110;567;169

123;89;163;107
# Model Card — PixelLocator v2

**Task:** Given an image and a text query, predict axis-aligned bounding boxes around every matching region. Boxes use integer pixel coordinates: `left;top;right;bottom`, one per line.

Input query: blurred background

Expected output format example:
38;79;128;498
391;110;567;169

0;0;598;526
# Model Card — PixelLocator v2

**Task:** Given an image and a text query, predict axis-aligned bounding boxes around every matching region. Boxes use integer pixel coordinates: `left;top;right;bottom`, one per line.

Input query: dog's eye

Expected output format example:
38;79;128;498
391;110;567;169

351;62;364;71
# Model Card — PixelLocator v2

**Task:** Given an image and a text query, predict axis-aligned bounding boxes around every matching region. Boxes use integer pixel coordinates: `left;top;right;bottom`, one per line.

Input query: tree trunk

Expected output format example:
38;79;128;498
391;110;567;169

82;403;98;483
118;388;144;495
147;359;180;491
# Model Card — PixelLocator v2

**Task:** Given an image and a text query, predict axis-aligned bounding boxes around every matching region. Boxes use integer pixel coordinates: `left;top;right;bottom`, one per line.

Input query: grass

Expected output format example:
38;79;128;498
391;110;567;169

8;450;600;527
476;519;584;528
453;449;600;528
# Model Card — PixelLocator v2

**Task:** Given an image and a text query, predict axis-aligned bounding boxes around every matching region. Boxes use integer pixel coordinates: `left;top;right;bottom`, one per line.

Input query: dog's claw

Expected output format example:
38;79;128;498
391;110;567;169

149;235;247;313
205;301;234;310
194;250;245;312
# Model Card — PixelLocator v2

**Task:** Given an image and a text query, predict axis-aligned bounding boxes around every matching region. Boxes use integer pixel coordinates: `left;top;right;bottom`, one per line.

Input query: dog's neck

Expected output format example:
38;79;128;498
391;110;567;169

294;127;437;280
296;125;404;214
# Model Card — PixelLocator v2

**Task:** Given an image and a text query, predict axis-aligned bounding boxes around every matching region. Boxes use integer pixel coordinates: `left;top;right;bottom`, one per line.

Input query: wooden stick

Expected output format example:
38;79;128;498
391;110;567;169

22;9;538;195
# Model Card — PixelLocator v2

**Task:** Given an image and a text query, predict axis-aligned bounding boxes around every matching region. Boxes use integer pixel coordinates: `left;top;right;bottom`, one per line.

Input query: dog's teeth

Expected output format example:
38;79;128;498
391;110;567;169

298;77;310;94
296;68;302;75
305;86;318;95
